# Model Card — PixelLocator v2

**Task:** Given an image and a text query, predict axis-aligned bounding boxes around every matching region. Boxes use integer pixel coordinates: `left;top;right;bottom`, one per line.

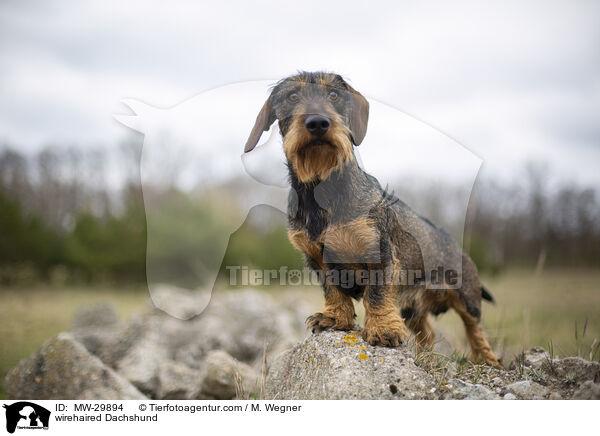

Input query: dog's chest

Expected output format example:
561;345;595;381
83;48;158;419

289;215;379;265
288;176;381;265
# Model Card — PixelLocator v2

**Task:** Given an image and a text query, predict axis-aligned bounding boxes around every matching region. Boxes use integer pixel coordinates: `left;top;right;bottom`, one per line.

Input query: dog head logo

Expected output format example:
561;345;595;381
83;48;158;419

3;402;50;434
115;76;481;319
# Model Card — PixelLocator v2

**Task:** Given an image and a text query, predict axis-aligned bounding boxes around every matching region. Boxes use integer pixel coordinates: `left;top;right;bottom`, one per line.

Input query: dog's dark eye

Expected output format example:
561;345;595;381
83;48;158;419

287;93;299;103
328;91;338;101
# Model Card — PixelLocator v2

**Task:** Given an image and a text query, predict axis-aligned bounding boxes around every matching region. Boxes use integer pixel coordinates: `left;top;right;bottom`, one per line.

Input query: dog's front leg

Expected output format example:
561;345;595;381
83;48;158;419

306;285;356;333
361;263;409;347
362;287;409;347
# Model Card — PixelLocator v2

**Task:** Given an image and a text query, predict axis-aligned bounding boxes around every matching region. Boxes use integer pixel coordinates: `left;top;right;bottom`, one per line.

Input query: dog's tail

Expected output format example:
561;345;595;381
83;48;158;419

481;285;495;303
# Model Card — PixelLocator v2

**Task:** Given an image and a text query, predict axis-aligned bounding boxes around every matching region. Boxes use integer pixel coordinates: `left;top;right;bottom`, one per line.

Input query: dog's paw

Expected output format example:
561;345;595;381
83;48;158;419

361;320;409;347
470;351;503;368
306;312;355;333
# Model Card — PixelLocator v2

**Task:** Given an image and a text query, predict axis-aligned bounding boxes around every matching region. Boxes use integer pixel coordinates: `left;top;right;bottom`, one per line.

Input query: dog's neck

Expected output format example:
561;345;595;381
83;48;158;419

288;153;364;194
288;154;379;233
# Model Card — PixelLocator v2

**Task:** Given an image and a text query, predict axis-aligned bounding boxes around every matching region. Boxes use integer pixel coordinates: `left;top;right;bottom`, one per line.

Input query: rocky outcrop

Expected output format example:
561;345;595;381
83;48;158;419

265;330;503;400
266;331;600;400
5;288;308;400
266;330;437;400
4;289;599;400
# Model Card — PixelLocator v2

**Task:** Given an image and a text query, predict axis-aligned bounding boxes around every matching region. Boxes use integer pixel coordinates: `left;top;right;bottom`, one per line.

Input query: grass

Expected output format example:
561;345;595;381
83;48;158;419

0;268;599;399
0;285;148;399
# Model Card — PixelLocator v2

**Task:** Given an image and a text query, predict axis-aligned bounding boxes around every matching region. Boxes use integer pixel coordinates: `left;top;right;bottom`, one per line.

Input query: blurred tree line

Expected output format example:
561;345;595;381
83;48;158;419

467;164;600;272
0;143;303;286
0;144;598;286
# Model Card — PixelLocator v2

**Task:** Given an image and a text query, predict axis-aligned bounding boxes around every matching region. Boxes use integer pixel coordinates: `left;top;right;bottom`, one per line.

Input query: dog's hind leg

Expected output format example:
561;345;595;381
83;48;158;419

405;315;435;351
448;293;500;367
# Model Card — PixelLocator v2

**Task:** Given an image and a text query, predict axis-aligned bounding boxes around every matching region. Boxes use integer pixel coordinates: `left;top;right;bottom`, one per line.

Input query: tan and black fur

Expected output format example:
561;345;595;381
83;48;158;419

244;71;500;366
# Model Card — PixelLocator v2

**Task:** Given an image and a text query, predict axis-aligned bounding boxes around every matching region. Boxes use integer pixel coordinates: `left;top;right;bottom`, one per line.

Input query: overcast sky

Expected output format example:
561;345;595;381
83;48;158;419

1;0;599;187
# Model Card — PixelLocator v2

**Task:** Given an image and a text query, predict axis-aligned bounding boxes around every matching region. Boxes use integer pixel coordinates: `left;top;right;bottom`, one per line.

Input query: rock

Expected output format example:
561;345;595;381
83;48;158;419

66;289;308;399
266;330;437;400
20;289;599;401
72;326;122;359
173;290;308;366
111;316;171;397
194;350;261;400
572;381;600;400
441;379;500;400
506;380;548;399
511;347;550;371
511;348;600;385
156;361;202;400
4;333;146;400
549;357;600;384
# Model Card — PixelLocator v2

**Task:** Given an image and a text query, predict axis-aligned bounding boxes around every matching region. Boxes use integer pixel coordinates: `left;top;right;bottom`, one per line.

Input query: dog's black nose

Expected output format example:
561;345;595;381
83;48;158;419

305;115;330;137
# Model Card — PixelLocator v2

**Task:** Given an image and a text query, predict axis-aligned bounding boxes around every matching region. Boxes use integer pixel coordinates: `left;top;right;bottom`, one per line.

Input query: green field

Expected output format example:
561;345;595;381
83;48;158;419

1;268;599;399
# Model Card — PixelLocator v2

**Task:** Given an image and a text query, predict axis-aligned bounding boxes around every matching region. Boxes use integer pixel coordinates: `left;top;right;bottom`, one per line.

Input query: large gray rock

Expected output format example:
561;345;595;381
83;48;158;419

4;333;146;400
266;330;437;400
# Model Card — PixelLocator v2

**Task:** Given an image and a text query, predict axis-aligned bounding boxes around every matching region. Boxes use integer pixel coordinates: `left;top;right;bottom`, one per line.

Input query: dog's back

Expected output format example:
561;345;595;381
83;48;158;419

386;192;484;317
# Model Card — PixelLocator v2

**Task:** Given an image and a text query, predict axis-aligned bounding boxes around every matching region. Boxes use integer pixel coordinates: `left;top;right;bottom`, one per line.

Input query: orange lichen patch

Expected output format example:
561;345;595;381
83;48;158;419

342;332;360;346
359;345;366;350
358;353;369;360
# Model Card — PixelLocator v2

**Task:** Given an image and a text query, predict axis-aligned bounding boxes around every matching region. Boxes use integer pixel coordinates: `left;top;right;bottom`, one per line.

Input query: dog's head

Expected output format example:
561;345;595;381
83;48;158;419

244;71;369;183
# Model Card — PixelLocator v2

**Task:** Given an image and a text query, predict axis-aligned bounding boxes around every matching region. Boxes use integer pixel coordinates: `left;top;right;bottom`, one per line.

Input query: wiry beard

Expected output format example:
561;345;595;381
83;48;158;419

283;118;353;183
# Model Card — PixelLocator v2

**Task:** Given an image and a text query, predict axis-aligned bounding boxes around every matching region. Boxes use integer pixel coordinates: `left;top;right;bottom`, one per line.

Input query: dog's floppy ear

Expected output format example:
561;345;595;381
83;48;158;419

244;95;276;153
347;84;369;146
